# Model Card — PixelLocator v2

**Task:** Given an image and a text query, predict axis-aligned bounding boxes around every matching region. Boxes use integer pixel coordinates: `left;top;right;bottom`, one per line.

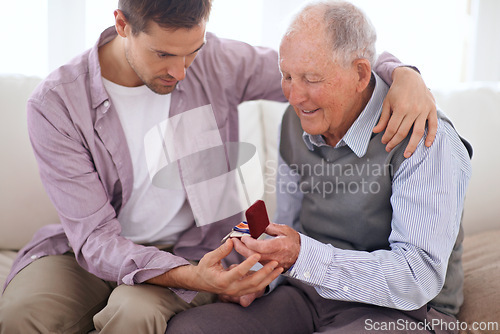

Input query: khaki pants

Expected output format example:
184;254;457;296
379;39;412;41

0;254;217;334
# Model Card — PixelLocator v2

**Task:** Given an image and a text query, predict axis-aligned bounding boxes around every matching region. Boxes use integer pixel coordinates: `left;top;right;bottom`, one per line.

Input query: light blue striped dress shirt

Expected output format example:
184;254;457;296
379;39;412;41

274;74;472;310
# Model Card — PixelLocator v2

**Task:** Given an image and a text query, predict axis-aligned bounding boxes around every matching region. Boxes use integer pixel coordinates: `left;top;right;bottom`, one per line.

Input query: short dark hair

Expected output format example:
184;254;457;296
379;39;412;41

118;0;212;34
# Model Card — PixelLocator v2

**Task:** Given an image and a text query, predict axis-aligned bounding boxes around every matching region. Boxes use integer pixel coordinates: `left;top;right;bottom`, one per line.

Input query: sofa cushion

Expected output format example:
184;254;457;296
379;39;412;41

458;229;500;333
433;83;500;236
0;251;17;290
0;75;59;251
254;100;288;219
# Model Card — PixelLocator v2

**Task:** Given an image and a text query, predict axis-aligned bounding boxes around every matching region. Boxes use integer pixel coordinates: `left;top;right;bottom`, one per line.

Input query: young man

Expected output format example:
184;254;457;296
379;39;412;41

0;0;437;333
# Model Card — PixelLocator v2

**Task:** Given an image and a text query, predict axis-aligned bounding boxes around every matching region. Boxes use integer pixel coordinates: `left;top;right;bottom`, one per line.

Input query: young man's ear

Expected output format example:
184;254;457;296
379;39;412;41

114;9;129;38
354;58;372;92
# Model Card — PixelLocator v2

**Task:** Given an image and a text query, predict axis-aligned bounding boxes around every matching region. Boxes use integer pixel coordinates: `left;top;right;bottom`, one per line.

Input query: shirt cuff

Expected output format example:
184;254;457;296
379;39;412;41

122;252;197;303
285;233;337;287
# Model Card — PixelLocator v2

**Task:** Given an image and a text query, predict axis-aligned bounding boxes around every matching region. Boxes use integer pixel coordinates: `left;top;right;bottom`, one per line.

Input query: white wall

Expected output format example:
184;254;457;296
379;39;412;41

208;0;474;88
0;1;49;77
47;0;86;72
0;0;498;88
466;0;500;81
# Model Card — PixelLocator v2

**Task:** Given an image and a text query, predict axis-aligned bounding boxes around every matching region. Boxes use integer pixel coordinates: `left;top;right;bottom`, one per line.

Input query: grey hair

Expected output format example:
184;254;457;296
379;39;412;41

284;0;377;67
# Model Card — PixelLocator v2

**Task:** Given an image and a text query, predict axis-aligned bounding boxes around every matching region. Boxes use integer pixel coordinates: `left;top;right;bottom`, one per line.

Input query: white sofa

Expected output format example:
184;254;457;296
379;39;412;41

1;75;499;333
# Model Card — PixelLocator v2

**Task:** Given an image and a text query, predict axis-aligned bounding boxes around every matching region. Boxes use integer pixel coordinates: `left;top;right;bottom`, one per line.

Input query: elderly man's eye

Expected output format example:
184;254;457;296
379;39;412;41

306;77;322;83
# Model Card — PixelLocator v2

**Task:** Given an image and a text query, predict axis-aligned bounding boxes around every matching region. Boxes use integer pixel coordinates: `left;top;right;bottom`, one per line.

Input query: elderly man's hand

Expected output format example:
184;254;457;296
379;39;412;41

233;223;301;271
373;66;438;158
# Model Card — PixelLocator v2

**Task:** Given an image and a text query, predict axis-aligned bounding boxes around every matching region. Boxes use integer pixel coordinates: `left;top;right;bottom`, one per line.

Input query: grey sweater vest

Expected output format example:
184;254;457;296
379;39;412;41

279;105;468;315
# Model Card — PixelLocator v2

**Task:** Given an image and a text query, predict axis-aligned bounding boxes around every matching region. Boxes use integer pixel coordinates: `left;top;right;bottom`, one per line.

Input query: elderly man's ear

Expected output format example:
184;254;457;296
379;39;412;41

354;58;372;92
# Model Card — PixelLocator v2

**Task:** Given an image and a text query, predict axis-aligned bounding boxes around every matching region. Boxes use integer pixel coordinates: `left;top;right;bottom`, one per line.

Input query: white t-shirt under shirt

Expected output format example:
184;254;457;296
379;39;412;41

102;78;195;245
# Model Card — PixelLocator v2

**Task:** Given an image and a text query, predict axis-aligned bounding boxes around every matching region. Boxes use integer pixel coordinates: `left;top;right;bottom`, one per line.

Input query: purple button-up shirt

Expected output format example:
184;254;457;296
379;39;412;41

4;27;400;301
4;27;285;301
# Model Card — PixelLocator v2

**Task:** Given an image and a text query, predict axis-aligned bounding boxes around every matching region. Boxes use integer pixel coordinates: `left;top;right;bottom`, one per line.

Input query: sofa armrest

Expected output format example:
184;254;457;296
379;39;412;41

0;75;59;251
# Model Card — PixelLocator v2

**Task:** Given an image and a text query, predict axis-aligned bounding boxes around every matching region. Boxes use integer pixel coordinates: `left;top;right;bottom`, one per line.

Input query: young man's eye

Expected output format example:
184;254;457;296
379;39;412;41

157;53;169;59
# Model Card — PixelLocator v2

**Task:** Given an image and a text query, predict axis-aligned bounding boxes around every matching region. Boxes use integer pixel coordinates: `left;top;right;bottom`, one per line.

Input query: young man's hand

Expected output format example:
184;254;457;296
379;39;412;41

373;66;438;158
147;239;282;299
218;265;266;307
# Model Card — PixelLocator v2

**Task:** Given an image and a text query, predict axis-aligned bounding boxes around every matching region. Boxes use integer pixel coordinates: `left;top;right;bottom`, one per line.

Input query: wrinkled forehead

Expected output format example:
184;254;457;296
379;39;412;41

279;14;330;54
278;30;332;72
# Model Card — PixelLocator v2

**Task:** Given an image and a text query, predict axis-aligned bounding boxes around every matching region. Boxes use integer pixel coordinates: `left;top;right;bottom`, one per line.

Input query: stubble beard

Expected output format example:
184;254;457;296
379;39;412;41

125;49;177;95
144;78;177;95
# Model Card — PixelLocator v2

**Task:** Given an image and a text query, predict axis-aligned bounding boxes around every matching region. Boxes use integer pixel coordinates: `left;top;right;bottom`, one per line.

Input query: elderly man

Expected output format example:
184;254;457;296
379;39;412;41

165;1;472;333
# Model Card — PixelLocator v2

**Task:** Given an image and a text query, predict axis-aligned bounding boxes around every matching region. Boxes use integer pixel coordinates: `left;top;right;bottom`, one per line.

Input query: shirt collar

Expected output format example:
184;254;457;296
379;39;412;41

303;73;389;158
88;26;117;110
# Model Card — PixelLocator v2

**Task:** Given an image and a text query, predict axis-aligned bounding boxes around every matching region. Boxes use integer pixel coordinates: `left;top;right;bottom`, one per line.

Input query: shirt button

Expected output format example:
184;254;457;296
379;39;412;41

343;286;349;292
103;100;110;108
304;271;311;279
30;255;38;260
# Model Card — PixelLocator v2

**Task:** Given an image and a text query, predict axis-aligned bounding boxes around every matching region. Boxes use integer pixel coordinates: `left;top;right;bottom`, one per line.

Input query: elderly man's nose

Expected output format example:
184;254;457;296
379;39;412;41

287;84;307;105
